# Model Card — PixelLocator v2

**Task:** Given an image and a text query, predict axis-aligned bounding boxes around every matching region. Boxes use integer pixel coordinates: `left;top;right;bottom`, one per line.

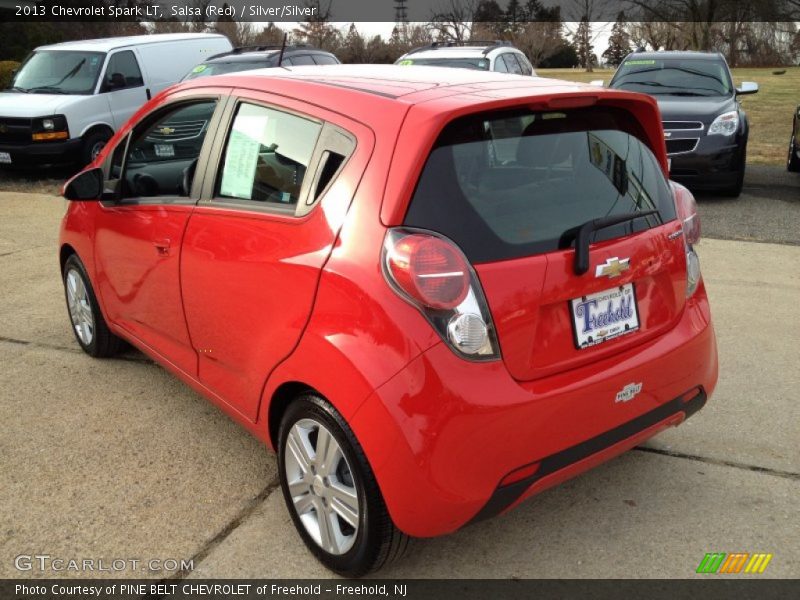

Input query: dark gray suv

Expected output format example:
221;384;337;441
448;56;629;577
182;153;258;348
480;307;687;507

609;51;758;197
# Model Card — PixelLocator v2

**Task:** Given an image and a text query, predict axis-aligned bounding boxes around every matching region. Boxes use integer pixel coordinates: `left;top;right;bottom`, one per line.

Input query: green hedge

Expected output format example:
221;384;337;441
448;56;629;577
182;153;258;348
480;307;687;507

0;61;20;89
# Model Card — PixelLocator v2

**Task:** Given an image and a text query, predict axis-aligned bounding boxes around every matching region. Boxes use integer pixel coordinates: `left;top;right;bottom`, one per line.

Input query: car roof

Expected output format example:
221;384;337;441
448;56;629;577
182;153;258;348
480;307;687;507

36;33;228;53
403;47;517;60
624;50;725;61
178;64;624;112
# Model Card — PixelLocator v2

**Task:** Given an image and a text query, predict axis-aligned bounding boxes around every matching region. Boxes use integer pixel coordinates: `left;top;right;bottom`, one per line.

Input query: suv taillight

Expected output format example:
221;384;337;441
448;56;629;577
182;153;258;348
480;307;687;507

383;228;500;360
670;181;702;297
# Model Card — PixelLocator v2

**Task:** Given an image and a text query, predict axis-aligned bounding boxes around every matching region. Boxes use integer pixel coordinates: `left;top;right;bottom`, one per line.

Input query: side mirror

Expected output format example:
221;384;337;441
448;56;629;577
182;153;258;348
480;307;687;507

736;81;758;95
63;167;103;201
589;80;605;87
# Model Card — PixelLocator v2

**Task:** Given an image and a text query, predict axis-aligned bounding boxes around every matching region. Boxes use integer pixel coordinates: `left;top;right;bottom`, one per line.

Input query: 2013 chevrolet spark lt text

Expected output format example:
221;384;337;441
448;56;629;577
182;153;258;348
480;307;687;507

58;65;718;576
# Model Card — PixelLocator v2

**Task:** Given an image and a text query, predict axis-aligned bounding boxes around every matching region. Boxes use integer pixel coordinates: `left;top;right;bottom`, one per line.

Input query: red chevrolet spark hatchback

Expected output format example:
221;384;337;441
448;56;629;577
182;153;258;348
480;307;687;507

59;65;717;575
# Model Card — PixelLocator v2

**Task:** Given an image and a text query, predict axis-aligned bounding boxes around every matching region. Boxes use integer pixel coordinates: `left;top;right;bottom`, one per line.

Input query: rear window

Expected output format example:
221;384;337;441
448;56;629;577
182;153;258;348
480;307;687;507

398;57;490;71
404;107;676;264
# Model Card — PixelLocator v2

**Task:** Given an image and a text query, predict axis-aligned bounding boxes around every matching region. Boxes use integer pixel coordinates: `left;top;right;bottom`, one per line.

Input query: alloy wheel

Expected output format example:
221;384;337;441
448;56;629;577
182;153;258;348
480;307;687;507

283;418;360;555
65;268;94;346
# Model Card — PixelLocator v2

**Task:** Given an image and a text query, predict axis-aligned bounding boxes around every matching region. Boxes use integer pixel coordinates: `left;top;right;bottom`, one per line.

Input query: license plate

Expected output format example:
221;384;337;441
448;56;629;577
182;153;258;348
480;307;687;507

154;144;174;158
0;152;11;164
570;283;639;349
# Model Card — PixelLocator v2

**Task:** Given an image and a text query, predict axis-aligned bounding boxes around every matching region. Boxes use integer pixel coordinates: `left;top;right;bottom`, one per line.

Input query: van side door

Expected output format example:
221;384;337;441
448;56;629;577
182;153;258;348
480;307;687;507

179;92;374;421
101;49;149;130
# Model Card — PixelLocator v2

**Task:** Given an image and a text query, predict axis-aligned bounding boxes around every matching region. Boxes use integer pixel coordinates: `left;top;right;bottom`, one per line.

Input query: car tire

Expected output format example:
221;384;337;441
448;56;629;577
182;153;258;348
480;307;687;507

722;145;746;197
277;393;411;576
81;129;112;167
63;254;125;358
788;136;800;172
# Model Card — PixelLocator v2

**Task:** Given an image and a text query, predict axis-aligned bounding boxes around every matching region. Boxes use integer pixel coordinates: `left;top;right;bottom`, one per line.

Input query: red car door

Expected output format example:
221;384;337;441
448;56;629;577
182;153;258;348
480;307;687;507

180;92;374;420
93;96;226;375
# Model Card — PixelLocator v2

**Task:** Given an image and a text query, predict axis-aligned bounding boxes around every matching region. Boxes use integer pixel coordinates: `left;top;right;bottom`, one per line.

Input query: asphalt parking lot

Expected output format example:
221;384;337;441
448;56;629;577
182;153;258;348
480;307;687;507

0;167;798;579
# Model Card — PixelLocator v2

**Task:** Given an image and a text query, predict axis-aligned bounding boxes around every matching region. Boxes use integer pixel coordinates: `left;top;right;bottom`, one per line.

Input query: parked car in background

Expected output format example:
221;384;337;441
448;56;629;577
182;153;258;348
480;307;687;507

59;65;717;576
395;40;536;76
0;33;232;168
183;45;340;81
606;51;758;196
788;104;800;172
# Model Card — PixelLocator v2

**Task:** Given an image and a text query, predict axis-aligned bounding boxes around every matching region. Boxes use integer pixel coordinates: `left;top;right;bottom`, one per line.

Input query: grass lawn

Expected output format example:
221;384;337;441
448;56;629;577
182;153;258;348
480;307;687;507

538;67;799;166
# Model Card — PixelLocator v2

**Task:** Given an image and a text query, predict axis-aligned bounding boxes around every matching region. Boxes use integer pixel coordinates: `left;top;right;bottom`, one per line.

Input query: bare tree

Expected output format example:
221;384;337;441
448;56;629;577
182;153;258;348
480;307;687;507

428;0;481;43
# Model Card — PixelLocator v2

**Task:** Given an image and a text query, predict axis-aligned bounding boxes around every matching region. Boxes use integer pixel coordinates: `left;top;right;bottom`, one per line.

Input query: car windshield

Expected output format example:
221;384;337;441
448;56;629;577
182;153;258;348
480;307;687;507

610;58;732;97
398;57;490;71
11;50;105;95
183;60;273;80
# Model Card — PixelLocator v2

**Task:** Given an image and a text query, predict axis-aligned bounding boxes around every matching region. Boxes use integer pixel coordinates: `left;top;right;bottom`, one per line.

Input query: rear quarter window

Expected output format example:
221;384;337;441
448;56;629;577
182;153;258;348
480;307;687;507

404;107;676;264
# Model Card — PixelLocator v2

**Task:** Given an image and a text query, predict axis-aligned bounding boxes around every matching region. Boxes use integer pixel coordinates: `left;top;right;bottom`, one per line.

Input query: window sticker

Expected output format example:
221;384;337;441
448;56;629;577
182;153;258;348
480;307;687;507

220;112;267;200
624;59;656;66
398;59;413;65
192;64;207;73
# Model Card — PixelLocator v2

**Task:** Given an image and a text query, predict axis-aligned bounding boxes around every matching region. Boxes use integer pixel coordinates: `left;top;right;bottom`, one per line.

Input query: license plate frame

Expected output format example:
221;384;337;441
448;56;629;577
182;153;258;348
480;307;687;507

570;283;640;349
154;144;174;158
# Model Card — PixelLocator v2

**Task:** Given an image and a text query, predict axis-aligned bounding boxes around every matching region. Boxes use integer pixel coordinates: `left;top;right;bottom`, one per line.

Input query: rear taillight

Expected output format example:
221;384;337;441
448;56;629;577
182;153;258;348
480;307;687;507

670;181;702;297
383;228;500;360
671;181;700;245
386;234;469;310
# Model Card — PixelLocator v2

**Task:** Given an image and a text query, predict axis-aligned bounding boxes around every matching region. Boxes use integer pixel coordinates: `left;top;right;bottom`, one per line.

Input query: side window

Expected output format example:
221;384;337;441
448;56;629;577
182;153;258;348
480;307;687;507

502;54;523;75
289;54;315;66
494;55;509;73
516;54;533;75
217;103;322;210
121;100;217;200
313;54;338;65
105;50;143;90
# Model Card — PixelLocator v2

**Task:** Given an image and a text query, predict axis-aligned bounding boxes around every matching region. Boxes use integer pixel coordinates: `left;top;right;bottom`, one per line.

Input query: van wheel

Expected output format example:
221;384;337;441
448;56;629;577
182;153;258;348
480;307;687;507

277;393;411;576
63;254;125;358
81;130;112;166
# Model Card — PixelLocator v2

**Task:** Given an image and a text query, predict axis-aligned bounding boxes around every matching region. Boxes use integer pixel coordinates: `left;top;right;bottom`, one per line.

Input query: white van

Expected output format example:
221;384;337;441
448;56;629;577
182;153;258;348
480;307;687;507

0;33;231;167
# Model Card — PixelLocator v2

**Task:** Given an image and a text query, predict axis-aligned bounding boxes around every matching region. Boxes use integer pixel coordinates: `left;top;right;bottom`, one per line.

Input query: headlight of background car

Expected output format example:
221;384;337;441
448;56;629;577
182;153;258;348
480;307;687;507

707;111;739;136
32;115;69;141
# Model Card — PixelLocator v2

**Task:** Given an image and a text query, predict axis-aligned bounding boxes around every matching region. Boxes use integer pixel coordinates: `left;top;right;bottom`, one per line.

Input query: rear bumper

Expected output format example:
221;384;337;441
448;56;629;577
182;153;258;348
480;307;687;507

469;387;706;523
0;138;82;166
351;285;718;538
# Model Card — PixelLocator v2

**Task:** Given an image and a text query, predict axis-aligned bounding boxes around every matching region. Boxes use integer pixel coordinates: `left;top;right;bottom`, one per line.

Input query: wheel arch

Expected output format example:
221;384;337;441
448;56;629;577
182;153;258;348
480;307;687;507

59;243;77;273
78;122;115;140
267;381;319;449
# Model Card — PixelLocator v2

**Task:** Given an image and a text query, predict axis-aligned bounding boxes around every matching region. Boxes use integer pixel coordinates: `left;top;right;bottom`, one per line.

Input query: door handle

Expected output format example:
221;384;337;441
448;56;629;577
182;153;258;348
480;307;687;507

154;238;171;256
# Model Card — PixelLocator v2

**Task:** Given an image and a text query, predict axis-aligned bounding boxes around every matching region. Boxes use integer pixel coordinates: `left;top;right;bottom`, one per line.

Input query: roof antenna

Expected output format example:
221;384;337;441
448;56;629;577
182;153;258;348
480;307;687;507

277;33;288;68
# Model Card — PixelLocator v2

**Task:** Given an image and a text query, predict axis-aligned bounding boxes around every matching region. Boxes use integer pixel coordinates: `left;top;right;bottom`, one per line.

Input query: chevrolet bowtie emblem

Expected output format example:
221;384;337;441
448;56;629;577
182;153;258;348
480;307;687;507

159;126;175;135
595;257;630;278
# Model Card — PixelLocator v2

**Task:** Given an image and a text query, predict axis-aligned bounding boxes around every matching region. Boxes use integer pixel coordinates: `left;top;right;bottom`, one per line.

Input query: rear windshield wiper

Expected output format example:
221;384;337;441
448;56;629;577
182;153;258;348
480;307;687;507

561;210;660;276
